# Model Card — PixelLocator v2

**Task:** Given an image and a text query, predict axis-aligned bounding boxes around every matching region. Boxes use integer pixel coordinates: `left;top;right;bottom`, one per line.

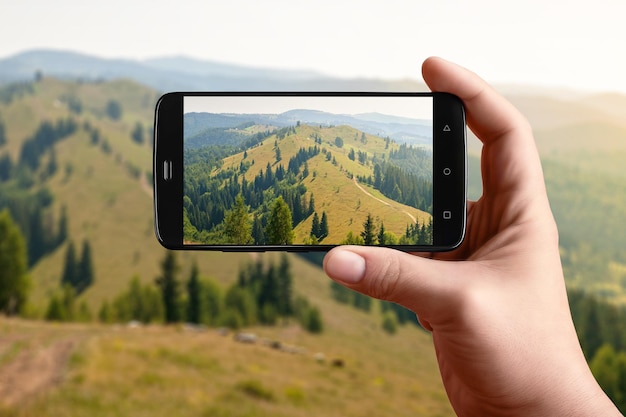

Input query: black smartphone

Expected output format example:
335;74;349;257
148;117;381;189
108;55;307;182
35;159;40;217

154;92;466;252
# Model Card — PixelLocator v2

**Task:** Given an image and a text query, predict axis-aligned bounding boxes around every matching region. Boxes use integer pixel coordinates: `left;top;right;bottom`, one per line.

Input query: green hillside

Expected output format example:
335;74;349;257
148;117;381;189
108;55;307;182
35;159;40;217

207;123;432;244
0;78;268;309
0;78;453;416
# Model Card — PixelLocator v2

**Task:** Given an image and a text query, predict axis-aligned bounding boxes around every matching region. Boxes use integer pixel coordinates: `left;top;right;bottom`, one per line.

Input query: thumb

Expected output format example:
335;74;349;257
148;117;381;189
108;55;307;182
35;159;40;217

323;246;460;320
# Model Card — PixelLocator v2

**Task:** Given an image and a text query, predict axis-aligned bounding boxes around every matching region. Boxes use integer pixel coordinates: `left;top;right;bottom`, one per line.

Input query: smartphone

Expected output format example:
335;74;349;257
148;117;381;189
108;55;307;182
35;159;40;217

154;92;466;252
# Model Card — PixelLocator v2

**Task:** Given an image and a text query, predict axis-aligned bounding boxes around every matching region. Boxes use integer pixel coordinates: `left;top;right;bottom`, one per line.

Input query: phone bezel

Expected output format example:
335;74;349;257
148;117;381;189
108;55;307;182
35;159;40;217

154;92;466;252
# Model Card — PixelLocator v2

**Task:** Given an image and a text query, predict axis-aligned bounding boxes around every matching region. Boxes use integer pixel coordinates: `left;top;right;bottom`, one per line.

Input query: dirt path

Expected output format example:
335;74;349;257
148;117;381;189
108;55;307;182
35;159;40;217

352;177;417;223
0;337;78;406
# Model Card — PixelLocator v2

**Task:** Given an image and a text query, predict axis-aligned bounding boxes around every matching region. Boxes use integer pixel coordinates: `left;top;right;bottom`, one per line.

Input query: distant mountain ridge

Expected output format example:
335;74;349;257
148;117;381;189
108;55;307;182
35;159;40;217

0;49;426;92
184;109;432;146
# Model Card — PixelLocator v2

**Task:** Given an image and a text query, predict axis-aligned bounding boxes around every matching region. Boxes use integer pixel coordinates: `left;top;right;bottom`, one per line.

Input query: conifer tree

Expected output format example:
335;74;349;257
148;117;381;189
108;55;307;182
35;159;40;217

0;209;30;315
131;122;144;144
276;254;293;317
360;213;377;245
155;251;181;323
377;222;386;245
223;194;253;244
27;206;45;267
320;211;329;239
266;196;294;244
202;277;222;325
187;262;201;324
61;241;78;289
77;239;94;294
0;154;13;181
308;194;315;216
258;264;279;324
56;205;68;246
310;212;321;238
252;213;265;244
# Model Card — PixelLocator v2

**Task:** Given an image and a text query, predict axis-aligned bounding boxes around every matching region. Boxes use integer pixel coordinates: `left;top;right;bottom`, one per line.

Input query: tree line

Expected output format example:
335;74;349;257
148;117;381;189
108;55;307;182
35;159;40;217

338;213;432;246
18;117;77;171
569;288;626;413
60;239;95;295
44;252;324;334
357;162;433;213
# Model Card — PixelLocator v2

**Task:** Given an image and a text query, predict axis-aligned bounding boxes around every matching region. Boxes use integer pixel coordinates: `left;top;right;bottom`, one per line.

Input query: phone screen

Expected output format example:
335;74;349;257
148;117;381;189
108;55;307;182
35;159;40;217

181;95;434;247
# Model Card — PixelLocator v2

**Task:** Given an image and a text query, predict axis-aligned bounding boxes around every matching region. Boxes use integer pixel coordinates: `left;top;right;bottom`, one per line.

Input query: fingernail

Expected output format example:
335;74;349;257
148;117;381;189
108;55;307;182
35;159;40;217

327;249;366;284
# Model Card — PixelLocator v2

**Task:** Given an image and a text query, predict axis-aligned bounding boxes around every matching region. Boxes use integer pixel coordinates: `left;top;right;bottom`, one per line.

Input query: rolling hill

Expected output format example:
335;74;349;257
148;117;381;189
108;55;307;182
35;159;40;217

184;120;433;246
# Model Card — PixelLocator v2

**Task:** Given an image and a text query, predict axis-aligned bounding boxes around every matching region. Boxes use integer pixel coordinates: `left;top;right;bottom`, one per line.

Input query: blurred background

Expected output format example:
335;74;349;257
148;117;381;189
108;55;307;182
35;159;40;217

1;1;626;416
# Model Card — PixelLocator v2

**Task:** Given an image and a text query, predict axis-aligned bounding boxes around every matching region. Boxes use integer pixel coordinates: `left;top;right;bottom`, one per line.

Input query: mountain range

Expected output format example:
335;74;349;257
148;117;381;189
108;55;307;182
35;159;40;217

0;49;426;92
184;109;432;147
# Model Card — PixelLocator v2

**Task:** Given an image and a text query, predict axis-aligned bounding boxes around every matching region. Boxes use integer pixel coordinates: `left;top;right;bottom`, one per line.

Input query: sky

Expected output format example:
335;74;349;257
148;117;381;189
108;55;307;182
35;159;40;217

184;95;433;121
2;0;626;93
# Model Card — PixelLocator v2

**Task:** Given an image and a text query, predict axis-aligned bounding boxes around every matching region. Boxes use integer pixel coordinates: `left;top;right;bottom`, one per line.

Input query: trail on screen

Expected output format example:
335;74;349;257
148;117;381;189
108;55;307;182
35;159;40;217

352;177;417;223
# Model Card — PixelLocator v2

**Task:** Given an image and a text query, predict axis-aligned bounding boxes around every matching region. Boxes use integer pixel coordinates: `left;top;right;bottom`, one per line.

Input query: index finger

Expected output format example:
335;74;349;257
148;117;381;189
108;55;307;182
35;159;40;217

422;57;545;196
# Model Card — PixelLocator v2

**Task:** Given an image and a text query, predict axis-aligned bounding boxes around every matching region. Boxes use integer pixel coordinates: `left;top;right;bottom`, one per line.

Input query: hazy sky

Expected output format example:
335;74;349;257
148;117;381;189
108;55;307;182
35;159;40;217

2;0;626;93
184;95;433;121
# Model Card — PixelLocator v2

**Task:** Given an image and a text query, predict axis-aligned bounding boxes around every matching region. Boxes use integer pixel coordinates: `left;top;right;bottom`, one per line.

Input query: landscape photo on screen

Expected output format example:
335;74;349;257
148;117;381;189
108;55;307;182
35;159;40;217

183;95;433;246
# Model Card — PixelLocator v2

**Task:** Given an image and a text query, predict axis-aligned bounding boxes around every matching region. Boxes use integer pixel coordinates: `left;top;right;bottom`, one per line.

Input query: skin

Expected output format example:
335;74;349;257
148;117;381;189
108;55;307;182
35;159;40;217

323;57;621;417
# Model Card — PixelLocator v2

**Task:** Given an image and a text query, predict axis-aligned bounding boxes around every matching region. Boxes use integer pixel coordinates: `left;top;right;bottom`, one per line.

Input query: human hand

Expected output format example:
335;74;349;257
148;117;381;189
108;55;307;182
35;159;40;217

323;57;621;416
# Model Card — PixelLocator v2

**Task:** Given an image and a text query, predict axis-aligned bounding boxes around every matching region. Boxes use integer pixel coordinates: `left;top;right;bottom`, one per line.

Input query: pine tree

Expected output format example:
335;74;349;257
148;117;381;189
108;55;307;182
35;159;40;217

0;209;30;315
155;251;181;323
56;205;68;246
27;206;46;267
308;194;315;216
105;100;122;120
131;122;144;144
276;254;293;317
266;196;294;244
77;239;94;294
203;278;222;325
320;211;329;239
187;262;201;324
61;241;78;289
223;194;253;244
310;212;321;238
360;213;377;245
258;264;279;324
0;154;13;181
252;213;265;244
377;222;386;245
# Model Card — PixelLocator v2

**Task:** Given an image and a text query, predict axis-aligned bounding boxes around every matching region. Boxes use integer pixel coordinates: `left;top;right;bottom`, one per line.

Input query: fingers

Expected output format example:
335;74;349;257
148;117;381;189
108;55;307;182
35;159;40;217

422;57;545;197
422;57;531;146
324;245;462;317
